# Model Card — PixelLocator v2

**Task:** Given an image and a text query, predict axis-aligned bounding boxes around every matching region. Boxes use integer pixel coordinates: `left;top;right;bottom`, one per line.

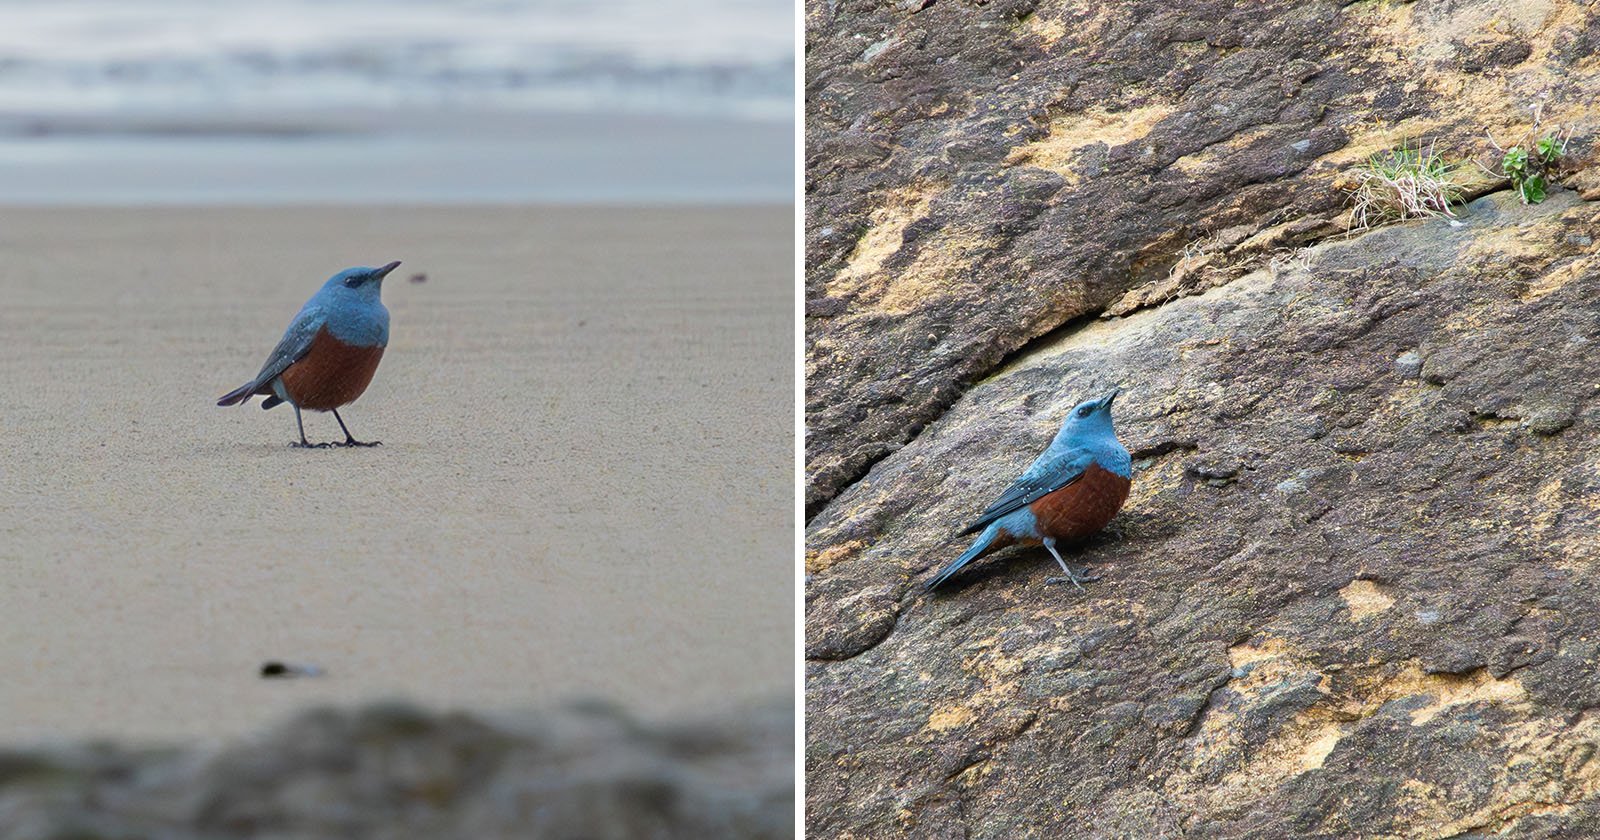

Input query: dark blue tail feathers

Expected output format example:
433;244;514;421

926;526;999;590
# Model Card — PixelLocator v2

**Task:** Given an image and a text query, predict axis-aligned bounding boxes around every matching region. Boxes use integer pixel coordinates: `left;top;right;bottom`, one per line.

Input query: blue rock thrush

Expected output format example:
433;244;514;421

216;262;399;448
927;390;1132;590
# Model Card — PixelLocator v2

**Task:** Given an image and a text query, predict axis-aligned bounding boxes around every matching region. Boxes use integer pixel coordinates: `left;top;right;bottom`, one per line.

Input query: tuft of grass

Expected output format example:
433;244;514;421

1346;140;1466;231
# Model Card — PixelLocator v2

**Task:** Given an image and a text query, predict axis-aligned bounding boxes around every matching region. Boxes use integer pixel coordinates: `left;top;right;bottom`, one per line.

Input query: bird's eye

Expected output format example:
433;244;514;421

345;276;362;287
1077;405;1093;418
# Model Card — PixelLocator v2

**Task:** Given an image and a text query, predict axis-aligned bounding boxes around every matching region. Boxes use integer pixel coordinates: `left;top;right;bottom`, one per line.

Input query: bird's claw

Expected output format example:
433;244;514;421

1044;568;1101;589
338;439;381;448
290;441;333;449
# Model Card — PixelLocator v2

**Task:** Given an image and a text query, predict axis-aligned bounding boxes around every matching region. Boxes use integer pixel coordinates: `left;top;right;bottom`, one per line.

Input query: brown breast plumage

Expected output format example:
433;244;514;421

1027;463;1131;541
278;327;385;411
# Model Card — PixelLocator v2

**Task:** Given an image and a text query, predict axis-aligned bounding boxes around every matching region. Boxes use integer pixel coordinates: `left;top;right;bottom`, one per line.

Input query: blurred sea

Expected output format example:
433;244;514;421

0;0;794;203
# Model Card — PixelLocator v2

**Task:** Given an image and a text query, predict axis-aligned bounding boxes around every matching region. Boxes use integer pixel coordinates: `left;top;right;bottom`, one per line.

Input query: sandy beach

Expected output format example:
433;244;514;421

0;205;792;744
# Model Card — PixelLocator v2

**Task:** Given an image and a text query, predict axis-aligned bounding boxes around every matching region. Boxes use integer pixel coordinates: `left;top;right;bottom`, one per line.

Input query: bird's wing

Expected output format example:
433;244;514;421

247;306;325;389
958;447;1095;536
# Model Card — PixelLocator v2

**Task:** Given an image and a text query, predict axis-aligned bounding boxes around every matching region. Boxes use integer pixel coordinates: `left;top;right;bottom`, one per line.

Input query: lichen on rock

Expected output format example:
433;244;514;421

805;0;1600;517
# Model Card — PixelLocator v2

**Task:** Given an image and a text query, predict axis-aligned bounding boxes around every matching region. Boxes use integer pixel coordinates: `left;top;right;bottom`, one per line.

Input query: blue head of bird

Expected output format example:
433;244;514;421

314;261;398;346
320;261;400;304
1049;389;1130;473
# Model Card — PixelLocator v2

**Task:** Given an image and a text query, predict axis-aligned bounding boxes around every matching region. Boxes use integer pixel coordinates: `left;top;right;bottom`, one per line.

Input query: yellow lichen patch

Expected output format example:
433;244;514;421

1327;662;1529;726
820;184;999;315
1006;104;1175;177
1174;637;1329;778
826;186;940;297
1340;579;1396;621
1404;666;1527;725
1439;305;1490;336
1169;127;1278;176
1521;256;1591;303
1227;635;1292;672
1400;777;1445;801
1353;0;1555;64
1395;777;1457;826
1024;15;1067;48
1024;1;1126;51
1529;476;1566;534
924;704;976;732
806;539;865;574
1211;710;1347;800
1297;724;1344;771
1122;455;1188;509
1167;654;1547;828
917;635;1035;743
1172;652;1348;807
874;231;991;314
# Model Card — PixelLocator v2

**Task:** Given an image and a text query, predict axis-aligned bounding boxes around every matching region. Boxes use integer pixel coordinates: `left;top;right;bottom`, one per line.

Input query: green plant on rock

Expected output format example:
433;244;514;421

1346;140;1466;232
1485;103;1571;205
1497;132;1565;204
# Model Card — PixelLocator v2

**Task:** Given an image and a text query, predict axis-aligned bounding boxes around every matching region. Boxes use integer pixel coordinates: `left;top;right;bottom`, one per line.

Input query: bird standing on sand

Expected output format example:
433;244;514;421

927;390;1131;590
217;262;400;448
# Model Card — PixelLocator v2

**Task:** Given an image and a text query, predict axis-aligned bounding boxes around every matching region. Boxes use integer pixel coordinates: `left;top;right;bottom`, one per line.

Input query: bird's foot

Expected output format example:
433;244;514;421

290;441;333;449
1045;567;1101;590
337;438;382;448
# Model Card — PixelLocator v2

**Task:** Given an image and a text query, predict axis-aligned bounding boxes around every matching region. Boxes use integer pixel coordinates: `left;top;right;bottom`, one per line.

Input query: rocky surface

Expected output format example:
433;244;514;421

806;187;1600;836
804;0;1600;515
0;700;792;839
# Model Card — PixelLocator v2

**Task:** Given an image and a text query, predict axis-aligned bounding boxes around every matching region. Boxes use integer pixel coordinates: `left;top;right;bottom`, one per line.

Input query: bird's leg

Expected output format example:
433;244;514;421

289;404;330;448
1042;538;1099;589
290;405;313;448
331;409;380;447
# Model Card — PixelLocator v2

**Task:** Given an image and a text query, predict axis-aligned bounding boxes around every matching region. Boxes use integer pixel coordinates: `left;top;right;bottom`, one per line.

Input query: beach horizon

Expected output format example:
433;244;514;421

0;108;792;205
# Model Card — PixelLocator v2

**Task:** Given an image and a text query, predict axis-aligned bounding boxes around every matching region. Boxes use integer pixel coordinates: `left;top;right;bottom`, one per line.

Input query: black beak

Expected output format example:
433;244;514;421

1101;388;1120;410
372;260;402;281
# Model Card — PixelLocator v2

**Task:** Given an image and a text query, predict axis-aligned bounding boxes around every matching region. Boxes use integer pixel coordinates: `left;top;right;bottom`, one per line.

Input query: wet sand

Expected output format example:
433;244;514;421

0;205;792;744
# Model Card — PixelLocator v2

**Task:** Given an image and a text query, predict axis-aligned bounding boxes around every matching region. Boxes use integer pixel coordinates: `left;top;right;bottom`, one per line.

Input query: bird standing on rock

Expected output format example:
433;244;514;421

927;390;1131;590
217;262;400;448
